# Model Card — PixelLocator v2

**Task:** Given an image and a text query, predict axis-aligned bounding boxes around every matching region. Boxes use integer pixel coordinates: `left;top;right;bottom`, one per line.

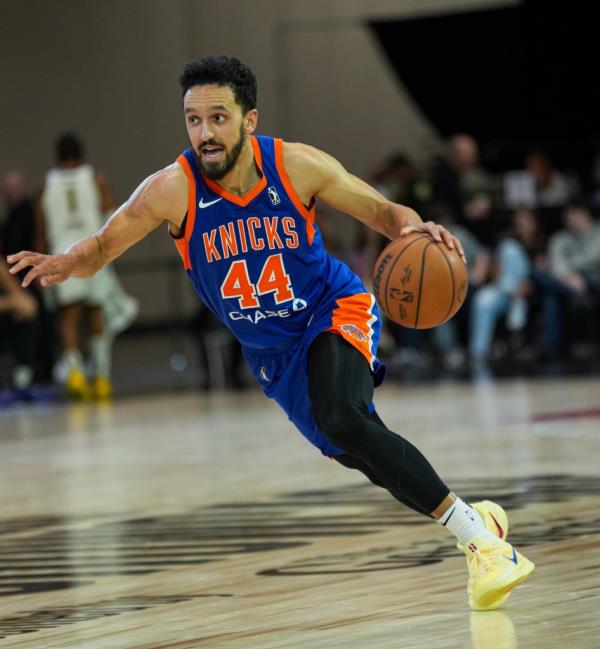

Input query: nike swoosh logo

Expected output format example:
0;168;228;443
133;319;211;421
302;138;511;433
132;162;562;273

198;197;223;209
504;548;518;564
441;506;456;526
490;512;505;539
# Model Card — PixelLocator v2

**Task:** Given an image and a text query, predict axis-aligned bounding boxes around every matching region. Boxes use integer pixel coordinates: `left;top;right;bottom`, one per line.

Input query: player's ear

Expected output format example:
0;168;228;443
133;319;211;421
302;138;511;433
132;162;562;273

245;109;258;134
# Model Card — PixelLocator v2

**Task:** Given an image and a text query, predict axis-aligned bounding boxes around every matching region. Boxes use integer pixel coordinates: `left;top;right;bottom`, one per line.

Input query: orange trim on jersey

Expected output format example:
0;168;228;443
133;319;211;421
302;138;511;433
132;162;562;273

172;155;197;270
201;135;267;207
273;138;316;245
327;293;377;369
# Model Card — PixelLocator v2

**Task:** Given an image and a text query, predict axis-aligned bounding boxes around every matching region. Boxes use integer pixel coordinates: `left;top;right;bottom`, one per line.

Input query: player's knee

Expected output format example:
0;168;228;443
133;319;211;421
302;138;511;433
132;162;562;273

314;399;366;450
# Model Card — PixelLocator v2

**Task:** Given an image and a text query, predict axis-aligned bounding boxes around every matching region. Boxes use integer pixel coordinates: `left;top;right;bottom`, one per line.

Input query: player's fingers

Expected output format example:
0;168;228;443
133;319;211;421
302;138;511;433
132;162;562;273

21;262;52;288
21;266;44;288
20;257;58;287
453;236;466;261
9;255;40;277
40;272;65;287
427;222;443;243
439;228;455;249
7;251;35;264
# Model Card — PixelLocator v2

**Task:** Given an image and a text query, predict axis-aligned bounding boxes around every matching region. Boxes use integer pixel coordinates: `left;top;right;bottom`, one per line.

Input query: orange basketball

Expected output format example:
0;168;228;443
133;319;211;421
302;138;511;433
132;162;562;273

372;232;468;329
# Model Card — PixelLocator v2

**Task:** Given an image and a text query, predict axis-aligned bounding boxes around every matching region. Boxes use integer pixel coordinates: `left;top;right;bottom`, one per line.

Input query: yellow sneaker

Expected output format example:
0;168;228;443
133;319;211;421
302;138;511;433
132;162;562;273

472;500;509;540
66;368;91;400
92;376;113;400
461;536;535;611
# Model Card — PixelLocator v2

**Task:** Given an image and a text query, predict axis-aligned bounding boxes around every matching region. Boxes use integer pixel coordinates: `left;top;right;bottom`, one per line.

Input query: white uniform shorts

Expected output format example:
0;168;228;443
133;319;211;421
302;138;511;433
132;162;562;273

50;267;113;308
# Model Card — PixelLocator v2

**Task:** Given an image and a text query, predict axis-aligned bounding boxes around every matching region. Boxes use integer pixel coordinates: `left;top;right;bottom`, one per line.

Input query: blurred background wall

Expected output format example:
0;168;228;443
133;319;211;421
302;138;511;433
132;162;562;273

1;0;516;321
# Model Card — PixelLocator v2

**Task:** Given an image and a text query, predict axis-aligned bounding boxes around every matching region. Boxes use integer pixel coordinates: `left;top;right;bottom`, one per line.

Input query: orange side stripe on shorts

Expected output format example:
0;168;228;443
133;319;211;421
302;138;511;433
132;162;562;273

174;155;197;270
273;138;316;245
328;293;376;368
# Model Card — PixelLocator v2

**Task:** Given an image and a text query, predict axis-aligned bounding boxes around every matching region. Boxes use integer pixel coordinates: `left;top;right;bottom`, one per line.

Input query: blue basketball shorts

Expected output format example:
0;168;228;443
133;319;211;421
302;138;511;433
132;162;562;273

243;291;384;456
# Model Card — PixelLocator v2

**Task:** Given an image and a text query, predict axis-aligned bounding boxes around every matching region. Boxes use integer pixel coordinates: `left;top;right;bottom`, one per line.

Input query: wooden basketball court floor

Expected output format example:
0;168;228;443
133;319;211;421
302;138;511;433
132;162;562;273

0;376;599;648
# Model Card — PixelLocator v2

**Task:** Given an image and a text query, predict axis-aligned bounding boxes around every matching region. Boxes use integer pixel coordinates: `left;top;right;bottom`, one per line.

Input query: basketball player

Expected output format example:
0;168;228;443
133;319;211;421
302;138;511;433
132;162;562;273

9;57;533;609
37;133;137;400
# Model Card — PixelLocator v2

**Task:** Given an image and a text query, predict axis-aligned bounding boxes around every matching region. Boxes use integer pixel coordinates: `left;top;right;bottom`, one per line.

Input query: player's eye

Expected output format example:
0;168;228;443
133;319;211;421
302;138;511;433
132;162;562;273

213;114;226;123
188;116;199;125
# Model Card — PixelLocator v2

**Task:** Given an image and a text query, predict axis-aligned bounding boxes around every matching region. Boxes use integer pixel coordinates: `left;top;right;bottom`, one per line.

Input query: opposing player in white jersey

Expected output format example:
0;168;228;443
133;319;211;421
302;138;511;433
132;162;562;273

38;133;137;399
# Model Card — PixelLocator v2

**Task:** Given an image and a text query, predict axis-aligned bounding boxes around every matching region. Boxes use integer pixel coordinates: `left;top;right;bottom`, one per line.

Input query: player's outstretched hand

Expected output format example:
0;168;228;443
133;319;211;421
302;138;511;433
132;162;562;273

7;251;77;288
399;221;466;262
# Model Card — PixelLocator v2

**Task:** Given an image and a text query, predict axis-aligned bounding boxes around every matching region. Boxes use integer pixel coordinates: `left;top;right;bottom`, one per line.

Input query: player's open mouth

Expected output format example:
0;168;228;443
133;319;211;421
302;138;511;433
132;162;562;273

201;146;225;161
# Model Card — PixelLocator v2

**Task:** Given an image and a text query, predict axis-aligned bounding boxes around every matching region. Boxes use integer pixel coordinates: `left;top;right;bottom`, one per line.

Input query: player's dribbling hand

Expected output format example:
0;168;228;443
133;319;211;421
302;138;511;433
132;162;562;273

7;251;77;288
399;221;466;263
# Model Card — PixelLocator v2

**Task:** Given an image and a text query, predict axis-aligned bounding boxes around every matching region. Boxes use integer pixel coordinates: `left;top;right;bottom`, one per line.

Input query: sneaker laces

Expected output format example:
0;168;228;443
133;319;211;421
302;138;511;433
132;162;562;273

466;545;498;578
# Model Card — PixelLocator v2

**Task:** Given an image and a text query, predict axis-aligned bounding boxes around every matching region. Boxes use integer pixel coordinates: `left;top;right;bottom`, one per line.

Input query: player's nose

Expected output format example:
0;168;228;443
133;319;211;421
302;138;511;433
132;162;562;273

199;122;214;142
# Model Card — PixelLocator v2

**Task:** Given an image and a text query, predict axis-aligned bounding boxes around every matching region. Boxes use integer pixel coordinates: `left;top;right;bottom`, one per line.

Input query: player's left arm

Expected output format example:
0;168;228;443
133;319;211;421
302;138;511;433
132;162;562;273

284;142;465;260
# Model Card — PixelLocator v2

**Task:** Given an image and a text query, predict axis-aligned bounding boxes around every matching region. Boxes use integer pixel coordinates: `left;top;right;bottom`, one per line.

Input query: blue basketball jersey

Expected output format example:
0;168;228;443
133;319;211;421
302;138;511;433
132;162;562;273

172;135;373;354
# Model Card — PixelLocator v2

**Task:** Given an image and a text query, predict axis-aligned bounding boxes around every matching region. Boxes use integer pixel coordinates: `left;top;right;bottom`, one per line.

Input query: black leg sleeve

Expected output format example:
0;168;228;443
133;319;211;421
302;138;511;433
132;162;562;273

333;453;432;516
308;332;450;515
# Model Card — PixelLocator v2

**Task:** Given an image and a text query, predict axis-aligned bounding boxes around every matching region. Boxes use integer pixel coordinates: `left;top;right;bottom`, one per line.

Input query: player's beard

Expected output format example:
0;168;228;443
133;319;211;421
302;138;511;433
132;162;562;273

197;124;246;181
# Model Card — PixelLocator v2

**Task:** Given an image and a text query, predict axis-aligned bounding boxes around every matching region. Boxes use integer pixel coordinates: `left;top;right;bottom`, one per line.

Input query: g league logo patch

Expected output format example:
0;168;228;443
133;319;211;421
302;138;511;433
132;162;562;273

268;186;281;206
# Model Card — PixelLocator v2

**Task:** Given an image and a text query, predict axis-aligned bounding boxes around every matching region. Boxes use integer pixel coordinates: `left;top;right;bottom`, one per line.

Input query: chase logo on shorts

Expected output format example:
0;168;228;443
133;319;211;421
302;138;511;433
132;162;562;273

340;324;367;342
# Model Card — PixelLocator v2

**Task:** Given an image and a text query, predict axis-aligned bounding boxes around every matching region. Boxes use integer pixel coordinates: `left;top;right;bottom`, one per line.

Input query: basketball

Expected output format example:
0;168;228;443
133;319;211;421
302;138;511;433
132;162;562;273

372;232;468;329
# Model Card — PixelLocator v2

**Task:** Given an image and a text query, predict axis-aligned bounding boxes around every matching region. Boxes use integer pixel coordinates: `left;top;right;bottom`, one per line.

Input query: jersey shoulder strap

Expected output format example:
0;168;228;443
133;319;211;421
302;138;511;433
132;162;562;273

172;148;198;270
257;135;316;244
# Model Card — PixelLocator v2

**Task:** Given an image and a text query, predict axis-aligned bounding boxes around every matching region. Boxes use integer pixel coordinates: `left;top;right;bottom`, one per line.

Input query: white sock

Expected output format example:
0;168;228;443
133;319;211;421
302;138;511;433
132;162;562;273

437;497;496;544
90;334;112;378
63;349;84;371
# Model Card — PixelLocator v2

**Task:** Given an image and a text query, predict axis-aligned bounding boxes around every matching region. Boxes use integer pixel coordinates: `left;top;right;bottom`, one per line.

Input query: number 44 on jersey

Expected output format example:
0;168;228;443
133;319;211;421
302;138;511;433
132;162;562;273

220;253;294;309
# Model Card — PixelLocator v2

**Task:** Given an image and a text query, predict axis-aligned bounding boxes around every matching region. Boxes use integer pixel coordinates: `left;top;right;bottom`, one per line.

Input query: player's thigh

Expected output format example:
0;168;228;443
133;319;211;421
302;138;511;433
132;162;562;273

307;332;375;423
84;305;104;335
270;353;341;457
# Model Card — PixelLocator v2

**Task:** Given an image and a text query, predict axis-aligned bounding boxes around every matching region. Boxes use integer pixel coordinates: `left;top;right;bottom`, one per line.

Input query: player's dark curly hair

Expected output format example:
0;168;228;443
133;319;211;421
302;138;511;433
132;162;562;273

178;56;257;114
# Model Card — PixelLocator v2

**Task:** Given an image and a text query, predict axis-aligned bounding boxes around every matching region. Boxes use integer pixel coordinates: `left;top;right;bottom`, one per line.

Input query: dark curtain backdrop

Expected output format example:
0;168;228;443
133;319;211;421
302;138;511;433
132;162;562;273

369;0;598;175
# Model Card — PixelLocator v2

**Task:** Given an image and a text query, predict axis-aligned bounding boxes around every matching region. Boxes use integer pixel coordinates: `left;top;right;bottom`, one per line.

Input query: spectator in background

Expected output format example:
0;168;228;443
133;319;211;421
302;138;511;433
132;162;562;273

1;171;55;389
425;203;490;368
469;208;544;363
1;171;38;254
532;203;600;358
388;153;432;213
0;259;39;400
503;151;577;237
360;153;433;286
525;151;574;208
429;134;497;245
369;152;433;208
369;157;394;200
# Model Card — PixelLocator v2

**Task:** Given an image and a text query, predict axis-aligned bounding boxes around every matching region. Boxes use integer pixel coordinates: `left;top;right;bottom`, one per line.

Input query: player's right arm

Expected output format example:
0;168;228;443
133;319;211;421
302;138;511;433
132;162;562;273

7;163;188;288
284;142;465;260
